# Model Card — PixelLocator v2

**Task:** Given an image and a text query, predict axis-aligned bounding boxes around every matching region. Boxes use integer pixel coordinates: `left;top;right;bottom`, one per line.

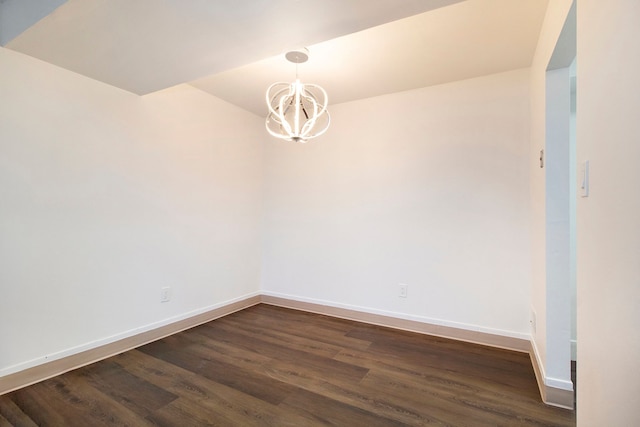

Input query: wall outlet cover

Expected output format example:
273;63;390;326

160;287;171;303
399;284;408;298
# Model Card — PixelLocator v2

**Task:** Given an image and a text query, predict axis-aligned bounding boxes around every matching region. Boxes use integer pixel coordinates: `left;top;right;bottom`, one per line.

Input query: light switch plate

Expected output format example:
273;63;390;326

580;160;589;197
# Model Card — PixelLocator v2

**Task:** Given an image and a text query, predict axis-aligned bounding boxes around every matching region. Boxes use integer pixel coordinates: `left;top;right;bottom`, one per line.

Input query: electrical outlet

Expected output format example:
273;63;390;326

160;287;171;303
399;284;408;298
530;309;537;334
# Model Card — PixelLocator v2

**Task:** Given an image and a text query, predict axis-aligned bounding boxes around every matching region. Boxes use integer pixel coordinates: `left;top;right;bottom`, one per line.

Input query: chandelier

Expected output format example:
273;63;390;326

265;48;330;142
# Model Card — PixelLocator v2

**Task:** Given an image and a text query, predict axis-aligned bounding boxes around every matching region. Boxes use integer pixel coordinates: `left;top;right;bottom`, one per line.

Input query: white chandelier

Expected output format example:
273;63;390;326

265;48;330;142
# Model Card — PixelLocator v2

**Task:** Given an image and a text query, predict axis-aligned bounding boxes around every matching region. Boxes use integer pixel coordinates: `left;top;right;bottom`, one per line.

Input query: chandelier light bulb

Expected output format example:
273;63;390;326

265;49;330;142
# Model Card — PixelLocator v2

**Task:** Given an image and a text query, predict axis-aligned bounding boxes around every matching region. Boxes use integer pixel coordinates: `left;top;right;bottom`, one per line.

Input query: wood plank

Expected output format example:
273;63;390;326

221;305;373;351
79;360;178;417
263;365;458;425
334;345;540;405
0;412;14;427
347;324;537;391
0;396;38;427
12;374;155;427
137;336;297;405
279;388;409;427
7;382;72;426
192;322;370;384
360;367;573;426
0;296;260;396
208;315;346;359
0;304;574;426
113;350;312;426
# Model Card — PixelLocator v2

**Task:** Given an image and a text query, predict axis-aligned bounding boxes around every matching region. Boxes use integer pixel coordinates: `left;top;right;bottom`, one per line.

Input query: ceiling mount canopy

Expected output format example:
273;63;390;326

265;48;330;142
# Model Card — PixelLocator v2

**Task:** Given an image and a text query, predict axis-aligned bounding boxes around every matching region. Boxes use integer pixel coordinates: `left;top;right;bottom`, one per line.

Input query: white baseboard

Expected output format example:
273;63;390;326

529;338;575;409
0;293;261;396
260;292;530;352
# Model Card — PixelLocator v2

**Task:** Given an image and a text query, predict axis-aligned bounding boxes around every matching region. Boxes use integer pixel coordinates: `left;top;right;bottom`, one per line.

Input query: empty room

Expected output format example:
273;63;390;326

0;0;638;425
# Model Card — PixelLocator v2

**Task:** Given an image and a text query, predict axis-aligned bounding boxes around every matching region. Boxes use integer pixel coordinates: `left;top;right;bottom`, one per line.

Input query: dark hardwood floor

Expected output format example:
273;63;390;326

0;304;575;426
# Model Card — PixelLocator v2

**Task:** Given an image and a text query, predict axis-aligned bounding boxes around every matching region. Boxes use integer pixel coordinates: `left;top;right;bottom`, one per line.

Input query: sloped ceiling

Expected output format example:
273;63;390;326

2;0;548;116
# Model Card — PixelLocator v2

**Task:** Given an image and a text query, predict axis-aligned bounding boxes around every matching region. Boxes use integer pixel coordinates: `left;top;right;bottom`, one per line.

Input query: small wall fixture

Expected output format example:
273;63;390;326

265;48;330;142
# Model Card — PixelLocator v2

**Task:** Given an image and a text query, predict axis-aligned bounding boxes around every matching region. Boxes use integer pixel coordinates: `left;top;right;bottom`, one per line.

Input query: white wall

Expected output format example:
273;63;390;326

261;69;532;338
528;0;574;389
0;47;264;375
577;1;640;424
544;66;572;388
569;62;577;361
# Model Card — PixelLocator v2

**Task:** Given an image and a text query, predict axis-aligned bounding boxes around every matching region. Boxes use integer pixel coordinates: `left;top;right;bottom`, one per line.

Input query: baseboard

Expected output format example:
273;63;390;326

259;294;530;353
529;339;575;410
0;294;261;396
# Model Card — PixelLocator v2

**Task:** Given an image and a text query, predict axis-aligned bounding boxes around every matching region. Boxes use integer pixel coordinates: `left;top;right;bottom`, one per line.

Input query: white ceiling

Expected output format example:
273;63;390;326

2;0;548;116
